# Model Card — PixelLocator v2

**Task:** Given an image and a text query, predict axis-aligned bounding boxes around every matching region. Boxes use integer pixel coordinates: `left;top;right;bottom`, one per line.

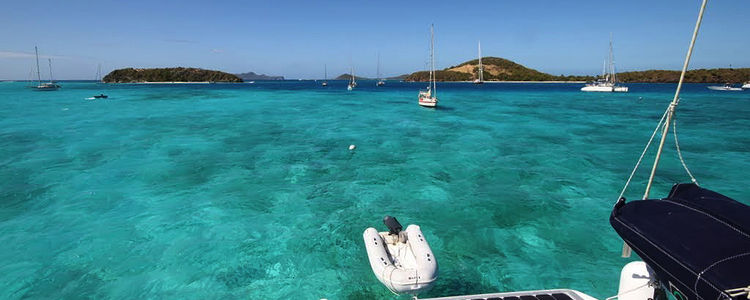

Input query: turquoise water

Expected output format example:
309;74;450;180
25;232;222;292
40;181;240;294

1;80;749;299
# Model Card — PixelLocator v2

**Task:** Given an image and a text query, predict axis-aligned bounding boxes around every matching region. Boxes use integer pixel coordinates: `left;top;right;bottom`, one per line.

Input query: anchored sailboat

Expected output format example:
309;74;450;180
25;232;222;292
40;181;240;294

473;40;484;84
347;66;357;90
322;64;328;86
95;64;103;83
581;36;627;92
418;24;438;107
376;53;385;87
33;46;60;91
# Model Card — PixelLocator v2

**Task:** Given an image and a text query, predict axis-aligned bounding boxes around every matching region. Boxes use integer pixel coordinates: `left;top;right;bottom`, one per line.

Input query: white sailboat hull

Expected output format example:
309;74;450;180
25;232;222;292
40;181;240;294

363;225;438;295
418;100;437;107
581;85;628;92
419;92;437;107
707;86;743;91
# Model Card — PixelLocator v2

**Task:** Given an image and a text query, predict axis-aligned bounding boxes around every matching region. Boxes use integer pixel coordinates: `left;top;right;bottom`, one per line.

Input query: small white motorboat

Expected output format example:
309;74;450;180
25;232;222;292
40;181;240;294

363;216;438;295
741;81;749;89
707;83;743;91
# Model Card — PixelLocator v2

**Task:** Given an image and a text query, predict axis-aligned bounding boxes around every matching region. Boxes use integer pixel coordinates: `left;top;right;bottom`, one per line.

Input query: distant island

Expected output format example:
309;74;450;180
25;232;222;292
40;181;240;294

617;68;750;83
403;57;750;83
236;71;284;81
404;57;592;82
334;74;409;81
103;67;242;83
334;74;370;81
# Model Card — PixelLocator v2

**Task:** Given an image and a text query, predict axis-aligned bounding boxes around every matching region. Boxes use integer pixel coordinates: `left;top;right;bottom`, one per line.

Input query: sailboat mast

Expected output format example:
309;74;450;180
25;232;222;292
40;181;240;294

377;53;381;80
478;40;483;82
430;24;436;95
642;0;708;200
324;64;327;80
35;46;42;85
609;34;616;84
48;59;54;83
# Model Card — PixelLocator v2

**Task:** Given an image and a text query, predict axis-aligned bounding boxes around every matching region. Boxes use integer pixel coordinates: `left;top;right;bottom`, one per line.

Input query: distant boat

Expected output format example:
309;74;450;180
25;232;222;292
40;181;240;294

95;63;103;83
322;64;328;86
707;83;743;91
473;40;484;84
347;66;357;90
93;94;108;99
742;81;750;89
581;35;628;92
418;24;438;108
376;53;385;86
33;46;60;91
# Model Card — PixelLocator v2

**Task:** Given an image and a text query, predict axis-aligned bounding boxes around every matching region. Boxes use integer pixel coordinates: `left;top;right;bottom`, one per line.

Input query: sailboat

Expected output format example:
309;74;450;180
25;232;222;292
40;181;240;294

33;46;60;91
473;40;484;84
581;36;628;92
376;53;385;86
418;24;438;107
95;64;103;83
322;64;328;86
347;66;357;90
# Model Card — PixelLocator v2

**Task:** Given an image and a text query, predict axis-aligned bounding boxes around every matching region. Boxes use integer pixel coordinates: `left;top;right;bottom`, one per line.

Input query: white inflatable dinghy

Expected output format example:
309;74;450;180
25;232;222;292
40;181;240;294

363;216;438;295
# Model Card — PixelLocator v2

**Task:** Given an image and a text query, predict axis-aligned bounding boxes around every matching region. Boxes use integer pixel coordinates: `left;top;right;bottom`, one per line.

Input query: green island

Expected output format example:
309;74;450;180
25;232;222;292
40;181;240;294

617;68;750;83
405;57;592;82
102;67;243;83
404;57;750;83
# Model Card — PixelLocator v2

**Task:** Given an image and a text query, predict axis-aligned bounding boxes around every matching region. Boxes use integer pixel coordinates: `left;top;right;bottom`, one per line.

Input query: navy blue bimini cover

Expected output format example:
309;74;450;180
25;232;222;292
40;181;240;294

611;183;750;300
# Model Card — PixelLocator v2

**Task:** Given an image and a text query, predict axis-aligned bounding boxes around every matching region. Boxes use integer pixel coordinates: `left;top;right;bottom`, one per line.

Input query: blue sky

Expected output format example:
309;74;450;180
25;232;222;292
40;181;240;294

1;0;747;80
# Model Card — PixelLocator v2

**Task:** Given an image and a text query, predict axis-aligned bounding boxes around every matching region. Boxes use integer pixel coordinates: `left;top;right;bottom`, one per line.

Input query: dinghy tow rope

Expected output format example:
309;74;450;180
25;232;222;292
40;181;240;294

604;279;658;300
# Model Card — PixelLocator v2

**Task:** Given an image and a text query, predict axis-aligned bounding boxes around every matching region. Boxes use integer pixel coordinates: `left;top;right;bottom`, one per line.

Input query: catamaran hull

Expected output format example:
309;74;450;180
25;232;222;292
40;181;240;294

581;85;628;92
34;85;60;91
707;86;743;91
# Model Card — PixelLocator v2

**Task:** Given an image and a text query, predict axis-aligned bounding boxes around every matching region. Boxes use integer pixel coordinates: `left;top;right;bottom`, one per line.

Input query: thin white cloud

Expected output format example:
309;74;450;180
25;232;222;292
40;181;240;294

164;38;199;44
0;51;70;60
211;49;224;53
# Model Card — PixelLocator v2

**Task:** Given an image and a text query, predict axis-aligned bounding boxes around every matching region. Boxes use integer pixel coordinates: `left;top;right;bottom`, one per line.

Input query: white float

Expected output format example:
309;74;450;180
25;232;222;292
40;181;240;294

617;261;658;300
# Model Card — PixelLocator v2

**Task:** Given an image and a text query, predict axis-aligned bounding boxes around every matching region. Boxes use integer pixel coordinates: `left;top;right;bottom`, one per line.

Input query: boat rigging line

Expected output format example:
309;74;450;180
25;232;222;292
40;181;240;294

615;0;707;258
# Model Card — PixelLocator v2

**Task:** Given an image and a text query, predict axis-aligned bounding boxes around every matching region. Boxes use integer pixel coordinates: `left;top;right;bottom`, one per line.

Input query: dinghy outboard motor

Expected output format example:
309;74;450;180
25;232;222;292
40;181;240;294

383;216;402;235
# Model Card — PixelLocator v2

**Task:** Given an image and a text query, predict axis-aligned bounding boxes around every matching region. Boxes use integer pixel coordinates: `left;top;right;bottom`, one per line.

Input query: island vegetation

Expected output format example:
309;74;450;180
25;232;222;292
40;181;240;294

405;57;593;82
616;68;750;83
102;67;242;83
334;74;372;80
